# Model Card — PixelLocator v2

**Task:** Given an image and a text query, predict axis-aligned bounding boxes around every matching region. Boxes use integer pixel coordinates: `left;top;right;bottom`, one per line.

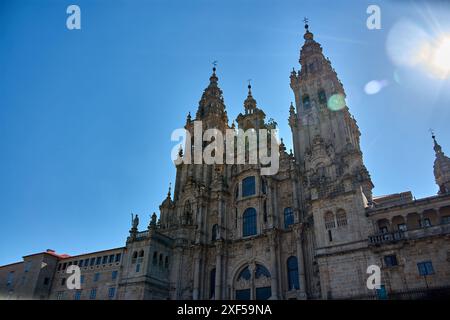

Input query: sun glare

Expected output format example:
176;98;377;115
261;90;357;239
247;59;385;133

429;36;450;79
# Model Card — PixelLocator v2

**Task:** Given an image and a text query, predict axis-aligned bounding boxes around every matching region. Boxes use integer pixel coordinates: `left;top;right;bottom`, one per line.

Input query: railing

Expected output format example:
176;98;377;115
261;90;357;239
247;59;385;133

368;231;406;245
348;286;450;300
368;223;450;245
135;230;149;239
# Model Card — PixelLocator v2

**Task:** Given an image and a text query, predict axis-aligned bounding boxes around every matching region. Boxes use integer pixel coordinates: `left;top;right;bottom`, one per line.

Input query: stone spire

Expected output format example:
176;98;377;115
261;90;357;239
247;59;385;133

195;66;228;131
432;132;450;194
236;82;266;131
244;82;257;114
289;21;373;201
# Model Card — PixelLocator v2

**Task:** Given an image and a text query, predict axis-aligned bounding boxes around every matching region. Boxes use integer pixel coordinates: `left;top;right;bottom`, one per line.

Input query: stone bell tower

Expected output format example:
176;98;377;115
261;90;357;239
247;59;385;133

289;21;374;248
432;132;450;195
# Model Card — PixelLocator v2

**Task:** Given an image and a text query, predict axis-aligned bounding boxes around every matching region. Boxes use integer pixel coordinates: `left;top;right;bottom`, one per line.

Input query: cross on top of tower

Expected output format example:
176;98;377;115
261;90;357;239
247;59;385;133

303;17;309;30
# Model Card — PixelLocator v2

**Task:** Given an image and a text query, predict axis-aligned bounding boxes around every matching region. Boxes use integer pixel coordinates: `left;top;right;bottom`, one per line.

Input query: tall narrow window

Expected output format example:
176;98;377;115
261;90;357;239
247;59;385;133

287;256;300;290
336;209;347;227
318;90;327;104
324;211;336;229
210;268;216;299
328;230;333;242
284;207;294;228
302;95;311;109
243;208;257;237
242;176;256;197
152;252;157;265
212;224;219;241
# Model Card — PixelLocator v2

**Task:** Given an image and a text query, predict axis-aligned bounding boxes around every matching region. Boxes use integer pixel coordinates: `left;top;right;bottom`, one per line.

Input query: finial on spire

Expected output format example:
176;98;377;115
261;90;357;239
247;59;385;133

212;60;218;73
303;17;314;40
247;79;252;93
303;17;309;31
167;182;172;197
431;129;442;154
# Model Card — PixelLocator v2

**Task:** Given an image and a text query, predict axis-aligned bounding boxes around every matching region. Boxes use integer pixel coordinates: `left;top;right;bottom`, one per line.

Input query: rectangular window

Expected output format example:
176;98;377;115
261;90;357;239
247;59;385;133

62;263;67;270
43;277;50;285
7;271;14;286
80;275;85;284
84;258;89;267
56;291;64;300
397;223;407;232
57;263;62;271
112;271;118;280
94;273;100;282
109;255;114;263
108;287;116;299
417;261;434;276
90;258;95;266
442;216;450;224
61;278;66;286
74;290;81;300
242;176;256;197
102;256;108;264
384;255;398;267
96;257;102;265
136;264;140;273
89;288;97;300
73;260;78;266
115;253;121;262
78;260;83;267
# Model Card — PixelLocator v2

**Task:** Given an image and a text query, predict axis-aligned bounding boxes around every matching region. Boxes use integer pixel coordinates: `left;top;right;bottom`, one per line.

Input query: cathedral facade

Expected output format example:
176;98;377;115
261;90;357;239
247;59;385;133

1;25;450;300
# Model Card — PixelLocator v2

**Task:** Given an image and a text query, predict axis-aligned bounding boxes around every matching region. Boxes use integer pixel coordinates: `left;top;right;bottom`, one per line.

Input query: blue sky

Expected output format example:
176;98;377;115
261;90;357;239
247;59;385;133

1;0;449;265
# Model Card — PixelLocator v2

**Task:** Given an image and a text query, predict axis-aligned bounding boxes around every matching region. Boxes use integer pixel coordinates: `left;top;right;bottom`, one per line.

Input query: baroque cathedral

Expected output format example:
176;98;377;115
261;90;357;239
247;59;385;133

1;24;450;300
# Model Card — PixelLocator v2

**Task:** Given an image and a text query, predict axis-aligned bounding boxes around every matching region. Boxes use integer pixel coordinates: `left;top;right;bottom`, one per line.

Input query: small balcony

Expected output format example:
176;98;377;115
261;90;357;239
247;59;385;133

368;222;450;245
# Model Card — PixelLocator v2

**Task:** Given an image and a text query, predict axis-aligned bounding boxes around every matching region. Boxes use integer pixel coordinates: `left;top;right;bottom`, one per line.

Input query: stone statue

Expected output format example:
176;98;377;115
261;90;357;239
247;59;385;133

131;213;139;229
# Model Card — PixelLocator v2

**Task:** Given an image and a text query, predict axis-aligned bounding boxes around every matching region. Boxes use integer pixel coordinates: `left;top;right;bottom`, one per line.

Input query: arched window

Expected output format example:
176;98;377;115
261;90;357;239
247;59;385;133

159;253;163;266
324;211;336;229
152;251;157;265
336;209;348;227
212;224;219;241
243;208;257;237
284;207;294;229
242;176;256;197
287;256;300;290
237;266;251;281
255;264;271;279
210;268;216;299
302;95;311;109
138;250;144;257
131;251;137;263
318;89;327;104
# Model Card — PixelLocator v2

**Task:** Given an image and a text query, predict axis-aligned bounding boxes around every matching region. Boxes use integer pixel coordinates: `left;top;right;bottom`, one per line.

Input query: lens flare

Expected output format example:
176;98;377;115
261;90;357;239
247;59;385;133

327;94;346;111
364;80;389;95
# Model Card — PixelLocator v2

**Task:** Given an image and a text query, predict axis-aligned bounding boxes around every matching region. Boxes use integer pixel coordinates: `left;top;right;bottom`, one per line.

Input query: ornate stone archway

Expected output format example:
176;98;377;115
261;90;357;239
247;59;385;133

233;262;271;300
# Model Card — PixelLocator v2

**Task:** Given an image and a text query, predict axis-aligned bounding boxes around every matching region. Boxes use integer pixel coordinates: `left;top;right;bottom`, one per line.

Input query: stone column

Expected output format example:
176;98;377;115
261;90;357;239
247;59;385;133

215;240;223;300
293;223;307;299
192;249;201;300
268;230;279;299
